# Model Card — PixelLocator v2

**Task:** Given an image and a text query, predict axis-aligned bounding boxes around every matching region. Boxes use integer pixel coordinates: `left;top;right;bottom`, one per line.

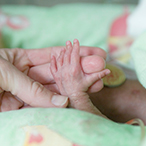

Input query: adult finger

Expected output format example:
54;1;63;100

81;55;106;73
25;48;53;66
79;46;107;59
87;79;104;93
0;57;68;108
0;92;23;112
44;84;60;94
24;45;106;66
28;63;54;84
25;47;67;66
28;55;106;84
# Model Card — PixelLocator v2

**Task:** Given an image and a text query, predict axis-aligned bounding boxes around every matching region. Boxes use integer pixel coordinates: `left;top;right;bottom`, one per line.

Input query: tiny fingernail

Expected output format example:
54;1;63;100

52;95;68;106
73;39;78;43
66;41;70;45
106;69;111;75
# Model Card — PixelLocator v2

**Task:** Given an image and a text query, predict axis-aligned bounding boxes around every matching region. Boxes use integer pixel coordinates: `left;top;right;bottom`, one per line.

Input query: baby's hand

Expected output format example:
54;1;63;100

50;39;110;108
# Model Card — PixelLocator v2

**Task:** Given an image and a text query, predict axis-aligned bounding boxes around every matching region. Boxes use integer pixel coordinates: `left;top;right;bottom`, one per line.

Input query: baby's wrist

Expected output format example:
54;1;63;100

68;92;90;108
69;92;89;99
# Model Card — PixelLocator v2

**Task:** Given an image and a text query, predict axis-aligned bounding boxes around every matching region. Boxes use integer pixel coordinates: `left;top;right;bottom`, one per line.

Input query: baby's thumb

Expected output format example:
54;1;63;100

0;58;68;108
86;69;110;86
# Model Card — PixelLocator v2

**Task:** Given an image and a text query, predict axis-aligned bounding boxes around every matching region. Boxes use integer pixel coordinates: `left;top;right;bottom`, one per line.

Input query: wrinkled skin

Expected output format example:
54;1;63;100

50;39;110;116
0;42;107;112
1;40;146;125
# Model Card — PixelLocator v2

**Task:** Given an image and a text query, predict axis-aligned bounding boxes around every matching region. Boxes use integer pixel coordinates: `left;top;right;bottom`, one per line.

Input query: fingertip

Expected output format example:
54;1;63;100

66;40;71;46
81;55;106;74
73;39;80;51
73;39;79;44
105;69;111;75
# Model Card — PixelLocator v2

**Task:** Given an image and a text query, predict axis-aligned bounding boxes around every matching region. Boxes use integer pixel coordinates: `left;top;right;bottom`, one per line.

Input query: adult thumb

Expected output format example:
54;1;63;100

0;58;68;108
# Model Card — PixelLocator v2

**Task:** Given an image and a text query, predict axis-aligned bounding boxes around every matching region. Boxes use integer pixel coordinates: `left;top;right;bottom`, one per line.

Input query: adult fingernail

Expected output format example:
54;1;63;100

51;95;68;106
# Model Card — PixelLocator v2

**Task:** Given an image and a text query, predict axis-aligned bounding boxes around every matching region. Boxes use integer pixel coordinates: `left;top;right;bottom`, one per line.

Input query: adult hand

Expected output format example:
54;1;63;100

0;43;107;112
0;48;68;112
28;45;107;93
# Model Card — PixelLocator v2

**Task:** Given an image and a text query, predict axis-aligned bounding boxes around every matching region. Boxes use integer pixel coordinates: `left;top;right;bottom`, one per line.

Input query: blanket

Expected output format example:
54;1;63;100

0;108;145;146
1;3;145;146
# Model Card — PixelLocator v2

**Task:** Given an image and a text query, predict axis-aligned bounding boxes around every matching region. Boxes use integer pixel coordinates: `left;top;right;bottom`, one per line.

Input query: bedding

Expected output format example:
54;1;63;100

130;31;146;88
0;4;134;51
1;3;146;146
0;4;136;69
0;108;145;146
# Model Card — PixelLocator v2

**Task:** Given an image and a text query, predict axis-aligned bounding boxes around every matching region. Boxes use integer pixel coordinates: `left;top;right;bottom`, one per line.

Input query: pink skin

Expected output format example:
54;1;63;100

28;48;106;94
50;39;110;115
0;43;107;112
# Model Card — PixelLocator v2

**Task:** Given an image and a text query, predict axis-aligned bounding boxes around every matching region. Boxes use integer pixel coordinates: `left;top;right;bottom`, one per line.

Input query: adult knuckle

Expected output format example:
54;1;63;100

25;81;46;106
30;81;44;97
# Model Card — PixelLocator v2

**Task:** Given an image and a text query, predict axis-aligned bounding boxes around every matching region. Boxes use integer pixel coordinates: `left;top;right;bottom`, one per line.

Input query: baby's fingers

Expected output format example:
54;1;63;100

71;39;80;65
64;41;72;64
86;69;110;86
56;48;65;69
0;56;68;108
50;49;65;78
50;56;57;74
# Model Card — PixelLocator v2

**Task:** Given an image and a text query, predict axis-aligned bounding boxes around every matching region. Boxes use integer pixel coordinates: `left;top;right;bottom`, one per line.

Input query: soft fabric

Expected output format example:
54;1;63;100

130;31;146;88
1;4;145;146
127;0;146;38
0;108;144;146
127;0;146;87
0;4;135;52
108;8;135;69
